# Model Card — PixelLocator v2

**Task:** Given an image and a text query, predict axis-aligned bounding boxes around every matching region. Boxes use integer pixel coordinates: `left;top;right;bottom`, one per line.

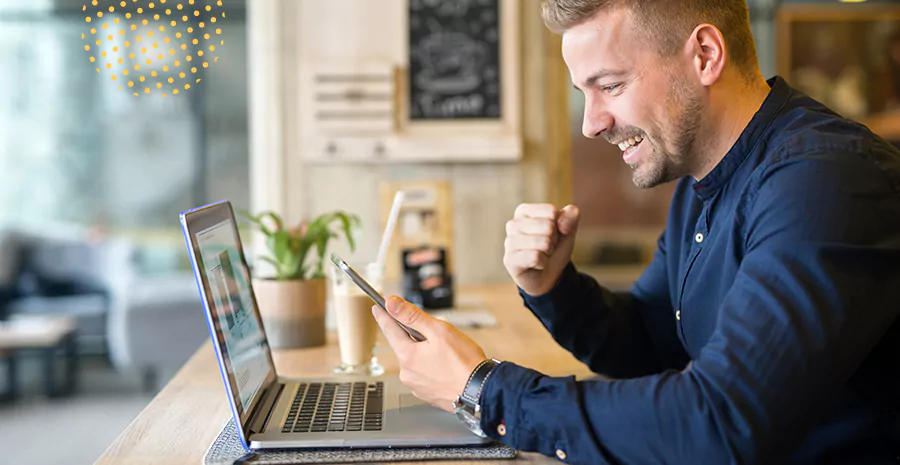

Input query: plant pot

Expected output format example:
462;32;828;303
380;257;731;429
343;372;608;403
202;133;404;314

252;278;326;349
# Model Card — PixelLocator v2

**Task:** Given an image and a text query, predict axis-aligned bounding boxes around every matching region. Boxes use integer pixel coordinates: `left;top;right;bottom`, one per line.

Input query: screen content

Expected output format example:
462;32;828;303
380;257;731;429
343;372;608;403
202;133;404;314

196;219;269;412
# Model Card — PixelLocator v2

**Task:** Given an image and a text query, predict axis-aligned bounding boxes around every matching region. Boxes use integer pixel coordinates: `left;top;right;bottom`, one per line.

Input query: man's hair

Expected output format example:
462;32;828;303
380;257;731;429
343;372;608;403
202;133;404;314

542;0;759;77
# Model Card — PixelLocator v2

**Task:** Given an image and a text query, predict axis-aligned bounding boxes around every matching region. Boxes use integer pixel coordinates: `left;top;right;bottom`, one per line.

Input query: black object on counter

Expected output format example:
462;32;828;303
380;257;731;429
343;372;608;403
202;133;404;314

401;247;454;310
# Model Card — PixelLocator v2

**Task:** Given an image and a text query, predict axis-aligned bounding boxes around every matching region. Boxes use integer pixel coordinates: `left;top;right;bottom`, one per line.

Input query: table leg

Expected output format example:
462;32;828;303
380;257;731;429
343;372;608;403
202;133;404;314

44;346;58;398
64;334;78;395
0;353;17;402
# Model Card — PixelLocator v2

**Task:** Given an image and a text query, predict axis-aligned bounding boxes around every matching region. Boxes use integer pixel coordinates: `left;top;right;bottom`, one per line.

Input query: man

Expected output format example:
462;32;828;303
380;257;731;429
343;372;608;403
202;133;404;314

372;0;900;463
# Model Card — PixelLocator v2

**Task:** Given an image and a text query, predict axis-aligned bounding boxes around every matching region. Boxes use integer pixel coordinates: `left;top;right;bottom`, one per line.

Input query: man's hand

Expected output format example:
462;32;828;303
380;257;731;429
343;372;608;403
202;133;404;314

503;203;580;296
372;296;486;413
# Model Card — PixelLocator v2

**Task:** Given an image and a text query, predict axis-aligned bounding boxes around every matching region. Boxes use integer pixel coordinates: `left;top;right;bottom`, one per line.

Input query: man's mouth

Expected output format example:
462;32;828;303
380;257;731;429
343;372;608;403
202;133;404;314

616;135;643;152
616;135;644;162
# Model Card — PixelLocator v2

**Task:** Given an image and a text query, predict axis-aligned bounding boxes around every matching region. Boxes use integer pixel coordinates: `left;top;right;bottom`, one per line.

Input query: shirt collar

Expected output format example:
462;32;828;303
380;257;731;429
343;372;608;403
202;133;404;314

691;76;792;200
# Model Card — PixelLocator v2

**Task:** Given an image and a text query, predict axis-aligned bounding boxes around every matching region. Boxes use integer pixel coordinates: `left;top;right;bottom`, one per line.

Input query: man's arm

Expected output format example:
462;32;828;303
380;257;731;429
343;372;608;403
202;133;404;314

502;201;685;378
519;234;687;378
479;156;900;464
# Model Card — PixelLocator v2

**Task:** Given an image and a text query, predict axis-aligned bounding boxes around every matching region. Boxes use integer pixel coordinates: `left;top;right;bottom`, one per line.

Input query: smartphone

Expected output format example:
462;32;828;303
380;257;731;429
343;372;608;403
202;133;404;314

330;253;427;342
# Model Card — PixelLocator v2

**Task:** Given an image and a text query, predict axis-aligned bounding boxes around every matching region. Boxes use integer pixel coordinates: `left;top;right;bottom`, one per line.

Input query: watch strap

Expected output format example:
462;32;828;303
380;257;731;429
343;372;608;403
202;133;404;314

460;359;500;407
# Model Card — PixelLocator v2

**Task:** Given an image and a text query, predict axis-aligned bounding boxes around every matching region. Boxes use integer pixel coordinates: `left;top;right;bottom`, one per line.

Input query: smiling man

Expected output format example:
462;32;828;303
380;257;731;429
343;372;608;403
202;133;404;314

372;0;900;463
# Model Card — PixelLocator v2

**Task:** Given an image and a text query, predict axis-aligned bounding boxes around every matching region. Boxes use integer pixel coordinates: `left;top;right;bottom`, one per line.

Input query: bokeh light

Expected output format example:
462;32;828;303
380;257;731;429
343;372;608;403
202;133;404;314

82;0;225;97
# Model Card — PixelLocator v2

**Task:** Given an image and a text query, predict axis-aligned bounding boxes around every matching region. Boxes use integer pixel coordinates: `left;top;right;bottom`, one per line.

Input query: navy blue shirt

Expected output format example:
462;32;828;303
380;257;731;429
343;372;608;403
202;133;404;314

480;77;900;464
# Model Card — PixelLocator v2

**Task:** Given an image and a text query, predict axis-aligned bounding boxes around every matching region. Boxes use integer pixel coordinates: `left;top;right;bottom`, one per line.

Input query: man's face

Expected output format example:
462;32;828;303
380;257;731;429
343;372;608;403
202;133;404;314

562;8;704;188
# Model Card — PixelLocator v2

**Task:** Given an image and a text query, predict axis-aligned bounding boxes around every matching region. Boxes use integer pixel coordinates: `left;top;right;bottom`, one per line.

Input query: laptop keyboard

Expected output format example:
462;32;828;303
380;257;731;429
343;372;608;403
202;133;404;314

282;382;384;433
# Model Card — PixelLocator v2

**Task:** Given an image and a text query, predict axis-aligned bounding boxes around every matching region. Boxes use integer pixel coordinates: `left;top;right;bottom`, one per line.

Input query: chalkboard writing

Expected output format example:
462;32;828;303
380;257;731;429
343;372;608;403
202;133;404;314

409;0;501;120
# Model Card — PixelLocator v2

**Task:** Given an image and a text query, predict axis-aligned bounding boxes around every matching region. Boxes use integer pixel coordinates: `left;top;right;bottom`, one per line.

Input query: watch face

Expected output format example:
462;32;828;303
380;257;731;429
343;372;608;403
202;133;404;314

455;410;487;438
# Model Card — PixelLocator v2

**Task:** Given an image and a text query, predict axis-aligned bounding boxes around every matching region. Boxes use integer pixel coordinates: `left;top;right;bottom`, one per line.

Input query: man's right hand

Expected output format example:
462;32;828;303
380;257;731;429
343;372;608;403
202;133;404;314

503;203;580;296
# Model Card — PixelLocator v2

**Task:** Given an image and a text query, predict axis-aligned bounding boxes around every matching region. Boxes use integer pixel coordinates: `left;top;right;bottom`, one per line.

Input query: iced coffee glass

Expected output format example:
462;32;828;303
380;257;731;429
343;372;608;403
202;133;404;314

329;261;385;376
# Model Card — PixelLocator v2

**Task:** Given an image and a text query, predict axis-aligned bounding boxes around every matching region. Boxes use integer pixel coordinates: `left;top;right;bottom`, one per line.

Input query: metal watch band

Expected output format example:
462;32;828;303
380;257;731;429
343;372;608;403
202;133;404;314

460;359;500;406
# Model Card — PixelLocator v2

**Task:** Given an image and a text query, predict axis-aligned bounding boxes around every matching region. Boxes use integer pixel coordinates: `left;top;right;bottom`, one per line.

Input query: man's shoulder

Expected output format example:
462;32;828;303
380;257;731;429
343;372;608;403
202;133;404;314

760;97;900;194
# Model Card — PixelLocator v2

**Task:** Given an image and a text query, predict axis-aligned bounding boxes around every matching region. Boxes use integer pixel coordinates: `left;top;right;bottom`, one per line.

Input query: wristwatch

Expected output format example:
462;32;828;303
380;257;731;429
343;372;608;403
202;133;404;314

452;358;501;437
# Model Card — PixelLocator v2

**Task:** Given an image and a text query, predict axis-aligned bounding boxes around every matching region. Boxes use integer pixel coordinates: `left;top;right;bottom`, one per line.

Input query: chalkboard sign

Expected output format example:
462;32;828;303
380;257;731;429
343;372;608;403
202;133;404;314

408;0;501;120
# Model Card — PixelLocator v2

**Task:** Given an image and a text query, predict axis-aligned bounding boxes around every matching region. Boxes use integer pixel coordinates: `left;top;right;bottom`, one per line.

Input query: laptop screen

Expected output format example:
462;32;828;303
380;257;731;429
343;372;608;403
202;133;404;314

194;217;271;412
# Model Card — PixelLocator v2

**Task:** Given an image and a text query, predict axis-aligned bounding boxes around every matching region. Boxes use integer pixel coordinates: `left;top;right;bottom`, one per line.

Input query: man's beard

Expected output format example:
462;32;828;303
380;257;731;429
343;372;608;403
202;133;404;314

630;77;703;189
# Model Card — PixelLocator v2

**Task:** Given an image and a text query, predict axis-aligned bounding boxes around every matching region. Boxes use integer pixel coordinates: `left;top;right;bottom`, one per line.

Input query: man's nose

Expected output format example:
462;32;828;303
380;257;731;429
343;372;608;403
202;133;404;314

582;107;614;139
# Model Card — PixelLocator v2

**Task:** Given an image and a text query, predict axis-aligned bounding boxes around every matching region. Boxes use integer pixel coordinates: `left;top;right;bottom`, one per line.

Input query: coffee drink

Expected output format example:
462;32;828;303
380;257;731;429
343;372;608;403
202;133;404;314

333;291;378;367
329;261;385;375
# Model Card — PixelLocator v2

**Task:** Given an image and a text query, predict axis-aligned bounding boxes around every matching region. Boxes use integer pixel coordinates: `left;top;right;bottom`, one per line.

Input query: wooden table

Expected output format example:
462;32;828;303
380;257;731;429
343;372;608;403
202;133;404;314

0;315;78;401
97;284;595;464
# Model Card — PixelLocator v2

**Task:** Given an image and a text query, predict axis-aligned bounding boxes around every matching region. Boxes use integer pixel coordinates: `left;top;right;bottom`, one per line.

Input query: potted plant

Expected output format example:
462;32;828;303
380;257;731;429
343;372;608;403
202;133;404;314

243;210;361;349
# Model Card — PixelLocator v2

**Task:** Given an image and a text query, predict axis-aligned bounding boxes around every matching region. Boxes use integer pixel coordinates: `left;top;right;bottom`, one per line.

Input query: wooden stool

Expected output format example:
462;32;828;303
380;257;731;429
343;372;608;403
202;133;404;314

0;316;78;400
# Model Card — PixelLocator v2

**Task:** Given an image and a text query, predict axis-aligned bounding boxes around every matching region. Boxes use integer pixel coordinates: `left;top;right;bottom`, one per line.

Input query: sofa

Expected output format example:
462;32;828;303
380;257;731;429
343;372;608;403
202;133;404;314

0;228;209;392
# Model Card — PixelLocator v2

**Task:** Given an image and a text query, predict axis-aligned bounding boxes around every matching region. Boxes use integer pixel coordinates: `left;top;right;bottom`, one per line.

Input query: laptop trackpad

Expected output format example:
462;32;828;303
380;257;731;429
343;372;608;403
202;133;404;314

399;393;437;413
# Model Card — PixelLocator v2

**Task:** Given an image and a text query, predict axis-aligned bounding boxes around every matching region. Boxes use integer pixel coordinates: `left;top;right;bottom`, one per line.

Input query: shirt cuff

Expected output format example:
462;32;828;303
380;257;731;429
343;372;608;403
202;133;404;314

477;361;538;447
517;262;580;318
519;261;578;300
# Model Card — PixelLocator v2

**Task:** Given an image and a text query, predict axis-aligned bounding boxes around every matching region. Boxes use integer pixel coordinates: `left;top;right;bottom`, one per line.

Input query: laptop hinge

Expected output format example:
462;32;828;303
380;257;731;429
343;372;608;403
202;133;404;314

246;382;284;435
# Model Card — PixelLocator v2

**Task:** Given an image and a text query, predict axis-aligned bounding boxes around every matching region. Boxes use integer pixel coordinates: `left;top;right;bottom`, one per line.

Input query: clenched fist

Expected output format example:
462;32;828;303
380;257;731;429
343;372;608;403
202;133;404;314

503;203;580;296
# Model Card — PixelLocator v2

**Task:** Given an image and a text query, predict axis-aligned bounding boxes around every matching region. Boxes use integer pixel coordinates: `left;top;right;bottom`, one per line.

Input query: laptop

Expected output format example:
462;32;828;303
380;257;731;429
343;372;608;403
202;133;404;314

180;200;490;450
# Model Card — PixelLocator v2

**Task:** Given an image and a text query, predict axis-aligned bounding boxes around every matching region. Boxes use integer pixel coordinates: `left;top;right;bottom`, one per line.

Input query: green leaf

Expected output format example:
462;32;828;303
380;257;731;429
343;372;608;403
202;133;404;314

257;211;284;232
258;256;279;267
281;252;303;280
243;209;361;281
240;210;273;236
257;256;281;278
335;212;359;252
271;231;292;269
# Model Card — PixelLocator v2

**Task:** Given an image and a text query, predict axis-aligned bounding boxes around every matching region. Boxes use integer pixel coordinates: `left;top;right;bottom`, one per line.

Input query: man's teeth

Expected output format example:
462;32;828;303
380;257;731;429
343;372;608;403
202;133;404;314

617;135;644;152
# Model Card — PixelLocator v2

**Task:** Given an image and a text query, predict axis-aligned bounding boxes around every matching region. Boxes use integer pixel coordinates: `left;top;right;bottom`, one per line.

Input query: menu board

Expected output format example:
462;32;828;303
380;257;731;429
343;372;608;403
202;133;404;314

408;0;502;120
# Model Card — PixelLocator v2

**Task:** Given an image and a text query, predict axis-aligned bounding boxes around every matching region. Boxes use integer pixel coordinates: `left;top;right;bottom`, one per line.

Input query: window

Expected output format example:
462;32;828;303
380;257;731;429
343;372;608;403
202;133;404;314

0;0;249;273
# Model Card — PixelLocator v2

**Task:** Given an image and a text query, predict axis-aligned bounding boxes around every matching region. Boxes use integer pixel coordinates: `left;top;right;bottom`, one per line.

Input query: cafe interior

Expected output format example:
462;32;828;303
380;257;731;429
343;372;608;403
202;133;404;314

1;0;899;463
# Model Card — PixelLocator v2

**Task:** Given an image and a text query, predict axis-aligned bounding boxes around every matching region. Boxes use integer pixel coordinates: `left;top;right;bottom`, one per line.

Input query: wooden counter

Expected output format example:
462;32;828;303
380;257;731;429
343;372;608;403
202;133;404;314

97;284;595;464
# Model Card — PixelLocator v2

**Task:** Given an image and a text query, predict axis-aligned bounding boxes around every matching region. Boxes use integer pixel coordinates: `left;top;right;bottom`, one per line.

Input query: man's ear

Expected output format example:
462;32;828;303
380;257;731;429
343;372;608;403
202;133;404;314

687;23;727;87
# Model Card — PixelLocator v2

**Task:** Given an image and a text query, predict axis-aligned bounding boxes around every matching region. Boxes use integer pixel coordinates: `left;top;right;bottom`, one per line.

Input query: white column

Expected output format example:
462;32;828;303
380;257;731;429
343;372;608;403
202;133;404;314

247;0;289;270
247;0;286;218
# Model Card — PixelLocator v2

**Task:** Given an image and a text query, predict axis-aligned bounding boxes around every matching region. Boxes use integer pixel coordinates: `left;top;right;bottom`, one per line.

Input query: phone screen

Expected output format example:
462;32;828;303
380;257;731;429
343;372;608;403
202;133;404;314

330;254;427;342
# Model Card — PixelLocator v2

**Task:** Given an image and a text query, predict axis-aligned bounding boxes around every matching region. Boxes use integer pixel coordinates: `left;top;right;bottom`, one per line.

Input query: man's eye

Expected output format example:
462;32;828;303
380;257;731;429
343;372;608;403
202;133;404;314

602;83;622;93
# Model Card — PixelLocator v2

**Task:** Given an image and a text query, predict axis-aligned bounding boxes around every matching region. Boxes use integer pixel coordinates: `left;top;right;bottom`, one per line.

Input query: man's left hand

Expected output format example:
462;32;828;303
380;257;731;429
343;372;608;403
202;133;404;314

372;296;487;413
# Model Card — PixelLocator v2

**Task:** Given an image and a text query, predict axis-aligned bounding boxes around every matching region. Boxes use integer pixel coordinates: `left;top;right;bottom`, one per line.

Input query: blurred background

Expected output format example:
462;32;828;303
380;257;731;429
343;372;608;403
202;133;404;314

1;0;900;462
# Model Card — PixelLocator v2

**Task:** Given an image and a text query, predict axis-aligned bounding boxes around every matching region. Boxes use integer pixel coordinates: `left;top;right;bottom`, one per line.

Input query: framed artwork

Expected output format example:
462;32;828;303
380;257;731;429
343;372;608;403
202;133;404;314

776;3;900;140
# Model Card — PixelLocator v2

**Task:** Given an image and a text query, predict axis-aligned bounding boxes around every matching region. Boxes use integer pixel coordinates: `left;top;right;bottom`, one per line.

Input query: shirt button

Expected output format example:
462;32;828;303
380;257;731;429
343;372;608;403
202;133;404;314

695;233;704;243
675;310;681;321
497;423;507;436
556;449;567;461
